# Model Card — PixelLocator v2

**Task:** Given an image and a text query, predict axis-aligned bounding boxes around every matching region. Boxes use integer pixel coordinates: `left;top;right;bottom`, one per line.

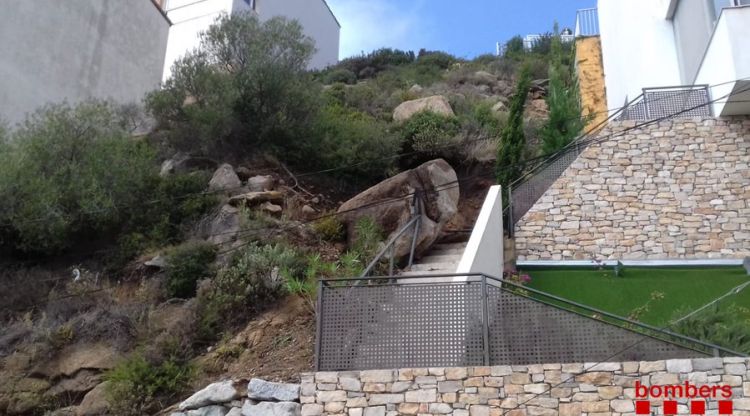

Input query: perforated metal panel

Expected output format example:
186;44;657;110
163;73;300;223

487;287;701;365
317;279;709;371
618;86;711;121
318;282;486;371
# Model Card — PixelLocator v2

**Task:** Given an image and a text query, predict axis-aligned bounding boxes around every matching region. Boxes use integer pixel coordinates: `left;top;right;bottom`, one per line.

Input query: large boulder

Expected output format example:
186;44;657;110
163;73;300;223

393;95;455;122
247;379;299;402
201;205;241;246
76;381;110;416
209;164;242;194
31;344;121;379
337;159;459;259
179;380;242;411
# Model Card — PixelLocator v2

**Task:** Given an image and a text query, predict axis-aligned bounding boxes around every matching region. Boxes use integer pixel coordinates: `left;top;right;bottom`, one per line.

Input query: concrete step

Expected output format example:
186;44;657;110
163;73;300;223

418;254;462;264
428;248;465;256
433;242;468;251
400;269;456;277
409;262;457;272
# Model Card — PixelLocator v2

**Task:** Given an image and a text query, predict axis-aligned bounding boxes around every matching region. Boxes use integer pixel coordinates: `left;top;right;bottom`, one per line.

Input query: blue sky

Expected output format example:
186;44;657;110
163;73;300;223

326;0;596;59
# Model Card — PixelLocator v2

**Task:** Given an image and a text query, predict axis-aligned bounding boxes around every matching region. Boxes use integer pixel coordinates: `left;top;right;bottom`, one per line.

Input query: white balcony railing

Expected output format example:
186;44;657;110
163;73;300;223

575;8;600;37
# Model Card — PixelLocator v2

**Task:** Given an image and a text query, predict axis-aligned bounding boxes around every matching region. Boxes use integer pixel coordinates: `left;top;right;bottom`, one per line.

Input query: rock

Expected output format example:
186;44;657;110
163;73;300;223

235;167;253;181
187;406;230;416
76;381;110;416
491;101;507;113
301;205;317;219
179;380;242;411
409;84;423;94
247;175;276;192
526;98;549;119
202;204;241;245
242;401;300;416
472;71;497;85
226;408;243;416
337;159;459;259
144;255;167;269
247;378;300;402
393;95;455;122
160;153;219;177
47;370;100;399
209;164;242;194
260;202;283;217
228;191;285;208
32;344;121;379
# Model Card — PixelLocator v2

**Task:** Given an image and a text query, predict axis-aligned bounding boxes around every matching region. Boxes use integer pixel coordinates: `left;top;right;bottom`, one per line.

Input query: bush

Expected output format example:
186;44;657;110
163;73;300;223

165;241;217;299
106;353;192;416
324;68;357;85
147;13;318;160
417;50;457;70
670;305;750;354
313;215;345;242
0;101;157;255
309;104;402;180
400;111;461;166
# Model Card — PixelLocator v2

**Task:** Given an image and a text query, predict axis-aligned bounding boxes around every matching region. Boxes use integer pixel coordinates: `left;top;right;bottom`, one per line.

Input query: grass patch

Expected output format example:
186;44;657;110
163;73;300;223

525;267;750;326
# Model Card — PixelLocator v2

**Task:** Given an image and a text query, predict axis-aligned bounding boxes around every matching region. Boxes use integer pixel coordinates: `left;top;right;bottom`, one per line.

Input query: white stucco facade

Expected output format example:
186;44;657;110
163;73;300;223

161;0;339;81
596;0;750;116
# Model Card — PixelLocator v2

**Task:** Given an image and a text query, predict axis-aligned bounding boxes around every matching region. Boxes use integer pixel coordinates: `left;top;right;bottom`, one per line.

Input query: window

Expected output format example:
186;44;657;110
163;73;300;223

244;0;256;10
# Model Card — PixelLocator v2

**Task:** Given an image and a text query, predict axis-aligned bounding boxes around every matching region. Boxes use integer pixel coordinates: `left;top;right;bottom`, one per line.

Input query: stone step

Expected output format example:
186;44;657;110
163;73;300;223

433;242;468;251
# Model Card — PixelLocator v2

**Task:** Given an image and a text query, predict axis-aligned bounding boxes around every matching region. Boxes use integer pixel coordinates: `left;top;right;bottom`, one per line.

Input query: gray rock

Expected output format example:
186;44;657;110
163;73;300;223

247;175;276;192
242;401;301;416
247;378;300;402
260;202;283;217
179;381;241;411
301;205;317;219
187;406;229;416
393;95;455;122
491;101;507;113
209;164;242;194
201;204;241;245
226;408;243;416
144;255;167;269
409;84;424;94
160;153;219;177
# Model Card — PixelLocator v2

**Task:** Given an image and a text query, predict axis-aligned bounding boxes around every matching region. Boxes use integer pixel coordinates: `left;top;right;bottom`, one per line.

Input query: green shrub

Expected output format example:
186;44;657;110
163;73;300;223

324;68;357;85
309;104;402;180
352;217;384;260
0;101;157;255
146;13;318;160
400;111;462;166
670;305;750;354
313;215;345;242
105;353;192;416
417;50;457;70
165;241;217;298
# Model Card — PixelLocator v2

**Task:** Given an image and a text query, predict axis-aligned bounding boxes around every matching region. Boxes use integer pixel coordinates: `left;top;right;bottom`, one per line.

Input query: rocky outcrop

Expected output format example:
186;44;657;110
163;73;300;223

75;381;110;416
247;175;277;192
393;96;455;122
172;378;301;416
337;159;459;259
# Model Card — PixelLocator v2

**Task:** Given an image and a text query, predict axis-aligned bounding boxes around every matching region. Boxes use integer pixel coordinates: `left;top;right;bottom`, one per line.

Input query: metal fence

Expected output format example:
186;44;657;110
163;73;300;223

315;274;739;371
575;8;600;37
618;86;712;121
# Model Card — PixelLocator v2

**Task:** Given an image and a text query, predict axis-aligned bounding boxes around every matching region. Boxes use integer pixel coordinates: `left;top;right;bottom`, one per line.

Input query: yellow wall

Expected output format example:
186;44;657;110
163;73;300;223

575;37;608;130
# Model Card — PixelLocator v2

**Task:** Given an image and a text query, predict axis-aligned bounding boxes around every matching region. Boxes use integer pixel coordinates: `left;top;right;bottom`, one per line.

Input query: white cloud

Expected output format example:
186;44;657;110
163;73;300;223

326;0;432;58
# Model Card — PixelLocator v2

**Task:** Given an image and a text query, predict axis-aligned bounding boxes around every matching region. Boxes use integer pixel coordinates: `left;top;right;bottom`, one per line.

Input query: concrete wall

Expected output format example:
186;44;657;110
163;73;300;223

672;0;715;84
575;36;609;130
515;117;750;261
0;0;170;125
256;0;340;69
456;186;504;279
302;357;750;416
598;0;682;109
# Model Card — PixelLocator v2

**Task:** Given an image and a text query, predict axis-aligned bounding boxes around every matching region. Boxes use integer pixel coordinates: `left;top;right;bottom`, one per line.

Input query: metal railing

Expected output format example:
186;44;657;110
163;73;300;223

359;192;422;279
618;85;712;121
315;273;743;371
575;8;600;37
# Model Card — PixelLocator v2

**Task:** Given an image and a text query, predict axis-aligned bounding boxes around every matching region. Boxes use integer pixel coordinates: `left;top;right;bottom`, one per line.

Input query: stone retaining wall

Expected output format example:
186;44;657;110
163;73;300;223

301;357;750;416
515;117;750;260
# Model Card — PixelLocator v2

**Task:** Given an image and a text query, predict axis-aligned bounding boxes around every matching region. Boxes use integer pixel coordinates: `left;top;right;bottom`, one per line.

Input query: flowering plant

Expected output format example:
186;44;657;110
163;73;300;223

503;268;531;285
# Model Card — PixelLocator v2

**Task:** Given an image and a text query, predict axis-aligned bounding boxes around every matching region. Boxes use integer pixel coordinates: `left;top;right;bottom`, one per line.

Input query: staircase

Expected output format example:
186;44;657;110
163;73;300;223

400;241;467;276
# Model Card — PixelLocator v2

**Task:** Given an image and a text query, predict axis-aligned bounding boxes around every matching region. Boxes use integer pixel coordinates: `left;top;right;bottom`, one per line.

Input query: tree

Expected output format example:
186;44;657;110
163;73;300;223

503;36;525;58
496;67;531;191
539;23;586;154
147;12;319;159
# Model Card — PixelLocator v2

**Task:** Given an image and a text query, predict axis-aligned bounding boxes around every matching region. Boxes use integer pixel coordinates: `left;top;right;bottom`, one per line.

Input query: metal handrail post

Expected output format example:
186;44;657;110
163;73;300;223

389;244;395;276
408;193;421;267
314;280;324;371
481;275;490;365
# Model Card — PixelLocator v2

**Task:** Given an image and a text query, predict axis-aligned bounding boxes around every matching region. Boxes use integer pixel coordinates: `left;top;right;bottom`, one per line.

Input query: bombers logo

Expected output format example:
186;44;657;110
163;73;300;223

635;380;734;414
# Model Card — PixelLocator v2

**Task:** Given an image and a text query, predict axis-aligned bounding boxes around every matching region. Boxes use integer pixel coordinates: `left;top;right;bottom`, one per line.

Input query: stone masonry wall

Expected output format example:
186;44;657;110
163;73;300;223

515;117;750;260
301;357;750;416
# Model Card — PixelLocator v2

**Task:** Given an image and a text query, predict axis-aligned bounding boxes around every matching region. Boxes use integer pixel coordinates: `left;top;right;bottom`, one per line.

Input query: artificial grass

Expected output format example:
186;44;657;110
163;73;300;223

524;267;750;326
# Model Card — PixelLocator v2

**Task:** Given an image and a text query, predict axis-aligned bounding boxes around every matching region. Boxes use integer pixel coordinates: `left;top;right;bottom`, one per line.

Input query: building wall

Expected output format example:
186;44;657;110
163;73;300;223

672;0;715;84
0;0;170;125
515;117;750;261
256;0;340;69
575;36;609;130
302;357;750;416
598;0;682;109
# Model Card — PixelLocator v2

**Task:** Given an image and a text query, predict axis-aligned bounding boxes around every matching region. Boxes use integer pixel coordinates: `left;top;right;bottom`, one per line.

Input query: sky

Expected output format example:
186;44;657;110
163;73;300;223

326;0;597;59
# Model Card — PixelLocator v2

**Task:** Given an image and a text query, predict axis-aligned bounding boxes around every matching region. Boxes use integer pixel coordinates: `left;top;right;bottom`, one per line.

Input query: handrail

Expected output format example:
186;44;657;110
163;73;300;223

359;193;422;278
322;272;747;358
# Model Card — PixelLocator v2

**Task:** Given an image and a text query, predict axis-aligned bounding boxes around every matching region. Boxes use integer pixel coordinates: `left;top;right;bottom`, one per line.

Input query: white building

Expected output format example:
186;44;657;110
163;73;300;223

161;0;340;81
587;0;750;117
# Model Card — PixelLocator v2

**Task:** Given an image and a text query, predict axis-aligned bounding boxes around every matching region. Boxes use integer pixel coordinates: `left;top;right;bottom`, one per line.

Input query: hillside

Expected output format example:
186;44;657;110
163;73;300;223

0;15;575;416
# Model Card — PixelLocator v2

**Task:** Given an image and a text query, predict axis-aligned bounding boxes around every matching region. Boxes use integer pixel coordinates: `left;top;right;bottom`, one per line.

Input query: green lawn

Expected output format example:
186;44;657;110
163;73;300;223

524;267;750;326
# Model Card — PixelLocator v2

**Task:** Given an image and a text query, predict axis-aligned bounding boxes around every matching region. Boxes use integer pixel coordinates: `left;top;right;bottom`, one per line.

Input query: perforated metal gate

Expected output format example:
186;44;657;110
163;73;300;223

618;86;711;121
316;275;727;371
